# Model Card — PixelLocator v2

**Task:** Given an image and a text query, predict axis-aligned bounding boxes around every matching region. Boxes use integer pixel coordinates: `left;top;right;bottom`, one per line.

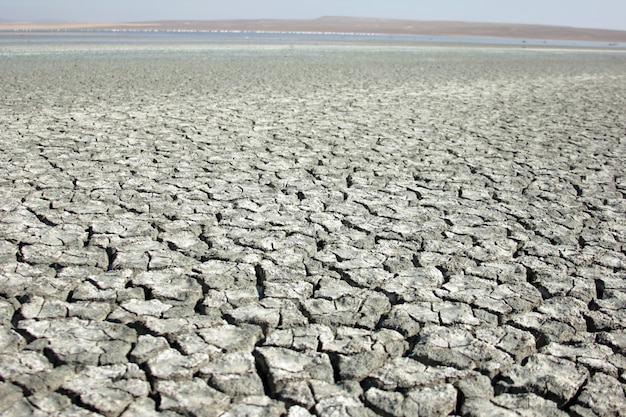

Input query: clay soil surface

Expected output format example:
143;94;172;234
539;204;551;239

0;36;625;416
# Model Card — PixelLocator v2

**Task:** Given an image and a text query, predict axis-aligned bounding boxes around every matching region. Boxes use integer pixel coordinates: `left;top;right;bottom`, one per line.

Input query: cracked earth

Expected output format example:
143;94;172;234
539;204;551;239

0;39;625;416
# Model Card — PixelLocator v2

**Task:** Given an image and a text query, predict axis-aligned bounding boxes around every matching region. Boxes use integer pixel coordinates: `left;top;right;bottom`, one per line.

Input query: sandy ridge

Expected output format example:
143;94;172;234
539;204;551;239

2;16;626;42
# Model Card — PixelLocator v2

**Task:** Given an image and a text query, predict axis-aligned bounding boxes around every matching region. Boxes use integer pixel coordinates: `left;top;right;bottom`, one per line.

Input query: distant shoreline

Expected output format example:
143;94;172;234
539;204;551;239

2;17;626;43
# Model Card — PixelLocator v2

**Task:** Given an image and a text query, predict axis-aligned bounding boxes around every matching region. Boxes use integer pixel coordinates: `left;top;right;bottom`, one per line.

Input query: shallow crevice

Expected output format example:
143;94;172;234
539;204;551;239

341;218;371;235
583;314;600;333
327;352;343;384
254;263;266;286
361;391;396;417
131;352;162;401
146;252;156;271
525;266;538;283
560;376;588;411
193;299;206;314
454;386;465;416
354;200;378;216
506;320;551;350
434;265;449;284
105;247;117;271
25;207;58;227
404;334;422;356
594;279;605;299
11;321;35;346
335;273;363;290
377;289;400;306
49;263;64;273
42;347;68;368
56;386;105;416
252;348;277;401
126;320;158;337
165;241;178;252
83;225;94;248
359;376;379;393
136;285;155;300
16;242;29;263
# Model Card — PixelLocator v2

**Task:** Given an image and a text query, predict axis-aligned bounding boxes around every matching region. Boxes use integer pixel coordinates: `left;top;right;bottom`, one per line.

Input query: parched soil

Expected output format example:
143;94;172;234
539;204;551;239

0;40;625;416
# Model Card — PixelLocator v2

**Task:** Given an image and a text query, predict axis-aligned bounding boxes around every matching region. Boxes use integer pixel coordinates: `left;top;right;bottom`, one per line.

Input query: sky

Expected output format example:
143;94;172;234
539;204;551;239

2;0;626;31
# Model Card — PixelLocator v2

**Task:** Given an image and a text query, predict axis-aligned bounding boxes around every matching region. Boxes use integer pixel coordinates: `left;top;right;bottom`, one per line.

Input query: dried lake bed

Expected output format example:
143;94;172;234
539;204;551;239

0;34;625;416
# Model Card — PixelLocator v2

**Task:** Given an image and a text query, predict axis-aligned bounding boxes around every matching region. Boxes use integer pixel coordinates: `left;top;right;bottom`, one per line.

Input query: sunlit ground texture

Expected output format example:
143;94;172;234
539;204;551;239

0;35;625;416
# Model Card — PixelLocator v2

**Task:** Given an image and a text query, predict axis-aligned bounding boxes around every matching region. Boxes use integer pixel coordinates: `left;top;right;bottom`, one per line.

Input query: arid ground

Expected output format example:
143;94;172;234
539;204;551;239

0;35;625;416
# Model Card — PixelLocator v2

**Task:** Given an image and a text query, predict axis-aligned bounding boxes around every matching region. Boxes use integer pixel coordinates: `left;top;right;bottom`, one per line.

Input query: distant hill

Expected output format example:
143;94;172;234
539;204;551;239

2;16;626;43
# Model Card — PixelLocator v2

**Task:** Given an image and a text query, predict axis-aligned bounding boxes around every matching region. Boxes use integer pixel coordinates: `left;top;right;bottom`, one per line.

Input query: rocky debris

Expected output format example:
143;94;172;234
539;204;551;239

119;397;161;417
0;350;73;395
310;380;377;417
302;277;391;329
455;373;495;416
198;352;265;396
1;37;625;416
364;357;475;391
197;323;264;355
0;382;24;414
27;391;103;417
255;346;335;407
61;364;149;416
221;396;286;417
17;317;136;365
225;298;308;330
131;268;203;306
323;327;408;381
0;327;24;353
379;266;444;303
156;378;231;416
508;292;599;346
146;348;209;380
411;325;515;376
496;353;590;407
462;393;569;417
438;273;544;320
570;372;626;417
475;325;537;363
365;384;457;417
541;341;622;377
129;334;169;364
263;324;332;353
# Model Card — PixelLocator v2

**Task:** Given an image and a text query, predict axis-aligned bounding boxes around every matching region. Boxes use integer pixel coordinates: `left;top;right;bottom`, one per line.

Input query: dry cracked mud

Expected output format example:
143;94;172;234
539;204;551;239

0;36;625;416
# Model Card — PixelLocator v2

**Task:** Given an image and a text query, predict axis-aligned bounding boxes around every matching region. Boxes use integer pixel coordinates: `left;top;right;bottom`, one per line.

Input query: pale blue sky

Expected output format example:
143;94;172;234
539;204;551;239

2;0;625;30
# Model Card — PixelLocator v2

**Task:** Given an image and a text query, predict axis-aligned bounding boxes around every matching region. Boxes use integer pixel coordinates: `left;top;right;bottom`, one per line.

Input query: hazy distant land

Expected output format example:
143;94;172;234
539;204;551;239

2;16;626;42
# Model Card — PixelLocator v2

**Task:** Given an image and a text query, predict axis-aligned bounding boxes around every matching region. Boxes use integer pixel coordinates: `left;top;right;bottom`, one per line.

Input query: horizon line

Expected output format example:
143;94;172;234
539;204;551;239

1;16;625;32
1;17;626;42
